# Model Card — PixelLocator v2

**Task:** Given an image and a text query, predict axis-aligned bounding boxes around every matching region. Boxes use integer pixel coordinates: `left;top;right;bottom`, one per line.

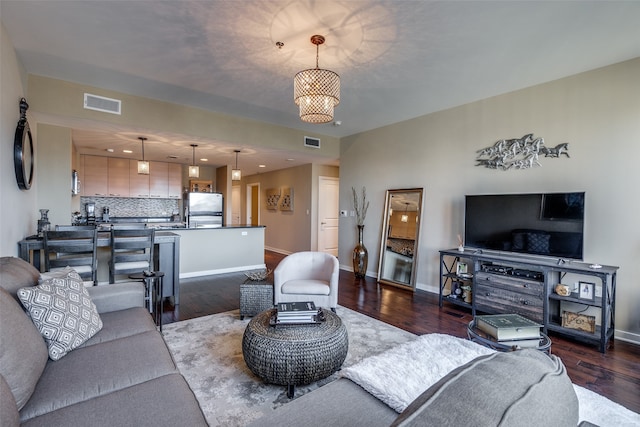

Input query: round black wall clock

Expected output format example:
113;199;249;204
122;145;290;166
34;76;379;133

14;97;34;190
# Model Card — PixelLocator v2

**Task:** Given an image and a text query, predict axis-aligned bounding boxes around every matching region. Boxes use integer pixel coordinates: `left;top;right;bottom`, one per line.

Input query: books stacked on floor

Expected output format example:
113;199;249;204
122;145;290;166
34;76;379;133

275;301;321;324
475;314;543;348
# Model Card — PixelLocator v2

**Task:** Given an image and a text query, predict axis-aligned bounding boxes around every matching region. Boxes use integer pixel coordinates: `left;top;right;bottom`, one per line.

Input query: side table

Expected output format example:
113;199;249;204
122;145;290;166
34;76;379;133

467;320;551;355
240;279;273;320
129;271;164;332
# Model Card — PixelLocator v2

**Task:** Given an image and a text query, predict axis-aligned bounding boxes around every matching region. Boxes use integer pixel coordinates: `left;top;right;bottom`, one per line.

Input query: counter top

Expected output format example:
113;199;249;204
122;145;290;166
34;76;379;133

177;225;266;230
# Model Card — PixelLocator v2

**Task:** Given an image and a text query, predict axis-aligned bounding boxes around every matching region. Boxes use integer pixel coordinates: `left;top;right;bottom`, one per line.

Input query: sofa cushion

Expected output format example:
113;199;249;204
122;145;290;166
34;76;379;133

19;330;178;421
246;378;397;427
85;281;145;313
17;273;103;361
20;374;207;427
0;288;48;410
0;256;40;300
281;279;331;295
391;350;578;427
80;307;156;348
1;374;20;427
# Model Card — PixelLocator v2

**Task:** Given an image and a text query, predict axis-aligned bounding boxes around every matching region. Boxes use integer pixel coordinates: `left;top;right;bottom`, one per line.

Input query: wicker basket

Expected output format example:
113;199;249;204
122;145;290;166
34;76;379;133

239;280;273;319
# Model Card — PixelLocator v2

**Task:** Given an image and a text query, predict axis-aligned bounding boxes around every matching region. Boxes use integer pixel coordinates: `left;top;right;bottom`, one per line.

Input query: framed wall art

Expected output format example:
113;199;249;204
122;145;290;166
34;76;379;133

280;187;293;211
266;188;281;210
578;281;595;302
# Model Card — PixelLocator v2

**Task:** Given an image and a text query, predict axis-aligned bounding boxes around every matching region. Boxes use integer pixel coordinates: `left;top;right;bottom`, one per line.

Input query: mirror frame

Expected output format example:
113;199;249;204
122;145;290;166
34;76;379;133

377;188;424;290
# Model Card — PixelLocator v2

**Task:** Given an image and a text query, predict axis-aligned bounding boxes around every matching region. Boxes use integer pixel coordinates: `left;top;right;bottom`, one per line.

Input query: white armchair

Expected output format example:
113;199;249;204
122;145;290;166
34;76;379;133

274;251;339;311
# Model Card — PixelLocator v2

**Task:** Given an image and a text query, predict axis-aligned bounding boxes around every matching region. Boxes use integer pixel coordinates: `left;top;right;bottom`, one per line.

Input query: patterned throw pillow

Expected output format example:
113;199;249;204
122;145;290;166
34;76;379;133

17;271;102;361
527;232;551;254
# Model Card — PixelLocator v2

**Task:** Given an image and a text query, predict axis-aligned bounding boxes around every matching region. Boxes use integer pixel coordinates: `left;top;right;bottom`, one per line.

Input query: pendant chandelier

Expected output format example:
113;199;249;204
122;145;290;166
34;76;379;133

188;144;200;178
232;150;242;181
137;137;149;175
294;35;340;124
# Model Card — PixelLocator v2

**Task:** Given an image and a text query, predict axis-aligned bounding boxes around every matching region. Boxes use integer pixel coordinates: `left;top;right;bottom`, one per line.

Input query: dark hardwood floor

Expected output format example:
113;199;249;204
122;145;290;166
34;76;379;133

164;250;640;414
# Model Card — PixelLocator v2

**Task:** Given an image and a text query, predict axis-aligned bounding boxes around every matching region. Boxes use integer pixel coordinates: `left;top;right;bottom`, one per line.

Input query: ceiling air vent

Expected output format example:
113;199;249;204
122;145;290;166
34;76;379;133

83;93;121;115
304;136;321;149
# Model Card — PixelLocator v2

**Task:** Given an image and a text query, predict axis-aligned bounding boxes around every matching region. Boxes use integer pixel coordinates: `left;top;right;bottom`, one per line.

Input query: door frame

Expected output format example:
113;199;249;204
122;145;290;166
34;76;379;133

317;176;340;255
246;182;260;226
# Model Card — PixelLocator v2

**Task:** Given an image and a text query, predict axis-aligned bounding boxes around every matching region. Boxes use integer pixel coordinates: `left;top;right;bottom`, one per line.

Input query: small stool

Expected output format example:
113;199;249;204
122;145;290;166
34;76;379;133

129;271;165;332
239;279;274;320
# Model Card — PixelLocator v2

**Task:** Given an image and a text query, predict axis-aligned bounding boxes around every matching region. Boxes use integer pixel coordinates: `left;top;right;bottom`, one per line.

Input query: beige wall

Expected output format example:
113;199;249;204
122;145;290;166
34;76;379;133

0;23;38;254
250;164;313;253
339;58;640;343
26;75;340;162
37;124;73;228
236;164;338;254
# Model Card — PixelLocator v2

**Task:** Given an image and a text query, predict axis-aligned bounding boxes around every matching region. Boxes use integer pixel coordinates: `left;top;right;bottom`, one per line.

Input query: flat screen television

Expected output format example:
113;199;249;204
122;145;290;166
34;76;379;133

464;192;585;260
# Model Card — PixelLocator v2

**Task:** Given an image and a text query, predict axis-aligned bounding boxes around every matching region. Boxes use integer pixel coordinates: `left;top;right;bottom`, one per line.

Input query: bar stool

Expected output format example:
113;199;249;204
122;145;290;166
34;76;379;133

129;271;164;331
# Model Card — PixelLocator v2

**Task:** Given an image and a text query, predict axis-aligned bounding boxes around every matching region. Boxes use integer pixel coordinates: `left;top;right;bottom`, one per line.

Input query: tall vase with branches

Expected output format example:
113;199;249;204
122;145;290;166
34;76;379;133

352;187;370;278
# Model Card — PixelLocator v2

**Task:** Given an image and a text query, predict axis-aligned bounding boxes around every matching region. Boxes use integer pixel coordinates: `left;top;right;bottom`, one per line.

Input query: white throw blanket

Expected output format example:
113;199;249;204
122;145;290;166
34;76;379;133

341;334;640;427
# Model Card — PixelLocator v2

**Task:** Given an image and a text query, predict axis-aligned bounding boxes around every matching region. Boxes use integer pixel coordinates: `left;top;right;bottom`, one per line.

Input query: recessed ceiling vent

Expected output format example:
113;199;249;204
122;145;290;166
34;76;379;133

304;136;321;149
83;93;121;115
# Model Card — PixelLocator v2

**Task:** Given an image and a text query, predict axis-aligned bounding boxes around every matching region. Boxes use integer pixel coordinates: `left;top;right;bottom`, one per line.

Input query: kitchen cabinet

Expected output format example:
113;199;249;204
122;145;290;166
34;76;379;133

80;155;184;199
107;158;130;197
82;155;108;196
149;161;169;198
168;163;182;199
129;160;150;198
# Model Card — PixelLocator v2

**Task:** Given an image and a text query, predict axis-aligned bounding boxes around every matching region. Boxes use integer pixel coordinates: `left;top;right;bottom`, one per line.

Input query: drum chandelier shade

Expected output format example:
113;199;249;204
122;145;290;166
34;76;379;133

232;150;242;181
137;137;149;175
188;144;200;178
294;35;340;124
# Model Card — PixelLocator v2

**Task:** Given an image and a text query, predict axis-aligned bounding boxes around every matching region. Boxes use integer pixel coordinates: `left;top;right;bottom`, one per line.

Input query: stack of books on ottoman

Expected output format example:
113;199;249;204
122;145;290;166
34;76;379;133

475;314;543;348
272;301;325;325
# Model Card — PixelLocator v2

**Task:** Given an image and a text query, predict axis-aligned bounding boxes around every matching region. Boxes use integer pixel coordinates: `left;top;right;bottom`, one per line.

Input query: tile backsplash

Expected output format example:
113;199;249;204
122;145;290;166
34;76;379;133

80;197;180;218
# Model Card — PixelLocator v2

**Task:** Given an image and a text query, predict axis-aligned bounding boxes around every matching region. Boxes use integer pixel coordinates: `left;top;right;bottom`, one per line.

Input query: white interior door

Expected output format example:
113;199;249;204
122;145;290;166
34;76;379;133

318;177;339;256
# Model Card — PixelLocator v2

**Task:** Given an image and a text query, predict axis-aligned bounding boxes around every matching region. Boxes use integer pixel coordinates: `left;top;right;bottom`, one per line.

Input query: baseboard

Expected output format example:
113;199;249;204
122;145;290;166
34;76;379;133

338;263;377;279
613;329;640;346
180;264;266;279
264;246;292;256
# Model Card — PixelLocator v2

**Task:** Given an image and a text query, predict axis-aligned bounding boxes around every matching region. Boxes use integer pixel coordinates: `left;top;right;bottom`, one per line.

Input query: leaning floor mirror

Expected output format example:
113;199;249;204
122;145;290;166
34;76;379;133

377;188;424;290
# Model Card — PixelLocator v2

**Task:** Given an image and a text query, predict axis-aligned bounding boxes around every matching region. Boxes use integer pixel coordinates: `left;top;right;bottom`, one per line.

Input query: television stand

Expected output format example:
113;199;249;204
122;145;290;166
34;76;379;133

439;248;618;353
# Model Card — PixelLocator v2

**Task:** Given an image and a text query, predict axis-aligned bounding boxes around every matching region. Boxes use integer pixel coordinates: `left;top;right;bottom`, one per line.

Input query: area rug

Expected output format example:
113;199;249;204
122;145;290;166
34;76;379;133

163;308;640;427
162;306;416;426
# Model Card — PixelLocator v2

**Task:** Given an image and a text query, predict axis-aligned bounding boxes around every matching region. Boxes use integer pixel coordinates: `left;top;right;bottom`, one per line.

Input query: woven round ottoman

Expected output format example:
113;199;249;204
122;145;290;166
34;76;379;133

242;308;348;398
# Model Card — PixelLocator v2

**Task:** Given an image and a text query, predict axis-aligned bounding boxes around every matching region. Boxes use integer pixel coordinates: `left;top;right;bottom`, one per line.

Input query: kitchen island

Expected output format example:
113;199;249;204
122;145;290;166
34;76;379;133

170;226;265;278
18;231;181;303
18;225;266;303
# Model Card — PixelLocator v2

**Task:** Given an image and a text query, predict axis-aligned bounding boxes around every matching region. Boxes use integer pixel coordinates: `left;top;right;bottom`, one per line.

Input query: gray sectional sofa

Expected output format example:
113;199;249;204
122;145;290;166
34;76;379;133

0;256;207;427
247;349;582;427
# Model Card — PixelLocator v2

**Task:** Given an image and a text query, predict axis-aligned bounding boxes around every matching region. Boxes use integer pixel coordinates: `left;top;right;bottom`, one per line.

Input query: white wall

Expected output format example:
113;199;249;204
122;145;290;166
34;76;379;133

0;23;38;255
339;58;640;343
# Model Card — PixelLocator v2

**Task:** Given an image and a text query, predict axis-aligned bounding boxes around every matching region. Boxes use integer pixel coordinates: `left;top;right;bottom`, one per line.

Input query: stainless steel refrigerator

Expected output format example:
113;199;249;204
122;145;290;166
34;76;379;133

186;192;223;228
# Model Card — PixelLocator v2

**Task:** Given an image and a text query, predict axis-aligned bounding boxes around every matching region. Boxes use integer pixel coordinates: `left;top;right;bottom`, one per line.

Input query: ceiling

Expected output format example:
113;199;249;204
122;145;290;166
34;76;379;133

3;1;640;176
